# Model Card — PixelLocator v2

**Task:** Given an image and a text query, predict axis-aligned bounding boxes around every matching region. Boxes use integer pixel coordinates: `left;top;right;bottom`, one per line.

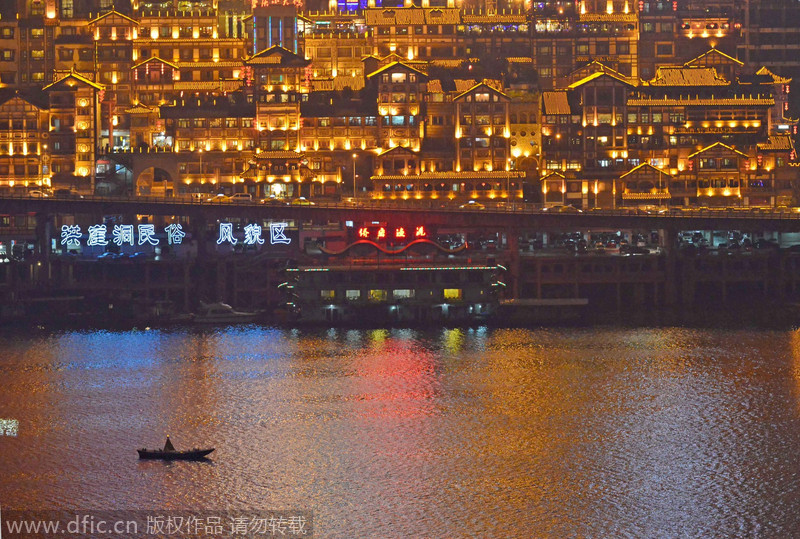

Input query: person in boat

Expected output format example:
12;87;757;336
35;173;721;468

164;435;175;451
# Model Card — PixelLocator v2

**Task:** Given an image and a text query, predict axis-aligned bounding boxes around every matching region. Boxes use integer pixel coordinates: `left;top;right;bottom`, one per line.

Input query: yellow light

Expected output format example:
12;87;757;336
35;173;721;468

151;28;158;39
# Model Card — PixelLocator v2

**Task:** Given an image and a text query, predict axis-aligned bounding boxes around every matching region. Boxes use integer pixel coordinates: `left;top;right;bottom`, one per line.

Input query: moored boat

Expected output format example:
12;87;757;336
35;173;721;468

193;301;260;324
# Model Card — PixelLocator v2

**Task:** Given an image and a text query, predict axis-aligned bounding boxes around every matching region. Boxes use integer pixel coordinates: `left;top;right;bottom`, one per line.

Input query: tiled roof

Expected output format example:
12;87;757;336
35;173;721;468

687;141;749;159
648;66;728;86
364;7;460;26
125;105;156;114
87;9;139;26
173;81;242;91
245;45;309;67
579;13;637;23
377;146;419;157
311;76;364;91
251;151;305;160
366;61;428;79
627;97;774;106
568;71;634;89
131;56;178;70
684;48;743;67
454;79;478;93
430;59;464;68
566;60;628;82
43;71;104;91
541;91;570;115
755;66;792;84
370;171;525;180
453;80;508;101
757;135;795;152
427;80;444;93
620;163;673;179
462;12;526;23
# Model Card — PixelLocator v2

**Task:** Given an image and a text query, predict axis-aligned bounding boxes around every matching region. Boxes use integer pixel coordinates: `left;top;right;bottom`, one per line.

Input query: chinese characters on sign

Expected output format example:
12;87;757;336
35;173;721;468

356;224;427;241
60;223;292;249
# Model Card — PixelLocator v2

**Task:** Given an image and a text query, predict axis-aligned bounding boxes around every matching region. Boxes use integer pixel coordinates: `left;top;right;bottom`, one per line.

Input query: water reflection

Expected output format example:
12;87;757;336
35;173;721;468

1;327;800;536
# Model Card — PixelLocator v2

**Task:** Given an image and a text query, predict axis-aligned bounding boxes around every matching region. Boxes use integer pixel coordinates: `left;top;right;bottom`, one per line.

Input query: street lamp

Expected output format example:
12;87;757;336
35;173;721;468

352;153;358;201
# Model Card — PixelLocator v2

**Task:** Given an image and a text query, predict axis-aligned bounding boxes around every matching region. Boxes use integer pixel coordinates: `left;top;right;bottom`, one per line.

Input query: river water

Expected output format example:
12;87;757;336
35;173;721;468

2;324;800;537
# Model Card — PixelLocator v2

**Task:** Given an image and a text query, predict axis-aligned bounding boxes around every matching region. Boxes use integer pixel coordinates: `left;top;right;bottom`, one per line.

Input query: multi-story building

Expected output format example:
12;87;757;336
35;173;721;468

0;91;49;195
43;71;103;193
364;4;461;62
87;9;137;150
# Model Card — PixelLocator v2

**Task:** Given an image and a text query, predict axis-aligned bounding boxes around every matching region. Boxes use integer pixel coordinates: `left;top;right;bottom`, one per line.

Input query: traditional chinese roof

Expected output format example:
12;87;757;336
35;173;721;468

311;76;365;92
250;151;306;161
377;146;419;157
131;56;178;71
648;66;728;86
453;80;508;101
371;171;525;180
757;135;795;152
755;66;792;84
541;91;570;115
430;59;465;68
568;70;634;89
684;48;743;68
173;81;243;92
125;105;157;114
245;45;310;67
507;57;533;64
366;61;428;80
687;141;749;159
0;92;49;111
462;12;527;24
364;7;460;26
626;97;774;106
620;163;673;179
567;60;629;83
87;9;139;26
539;171;566;181
454;79;478;93
427;80;444;93
579;12;637;23
43;71;104;91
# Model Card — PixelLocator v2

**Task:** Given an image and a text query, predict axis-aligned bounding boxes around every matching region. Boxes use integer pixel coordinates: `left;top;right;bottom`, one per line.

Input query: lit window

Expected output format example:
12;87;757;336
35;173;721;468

346;290;360;300
443;289;462;301
368;289;388;302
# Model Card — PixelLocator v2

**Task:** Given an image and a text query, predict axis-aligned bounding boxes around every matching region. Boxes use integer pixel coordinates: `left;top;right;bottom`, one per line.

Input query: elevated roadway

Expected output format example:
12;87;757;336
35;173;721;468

3;195;800;233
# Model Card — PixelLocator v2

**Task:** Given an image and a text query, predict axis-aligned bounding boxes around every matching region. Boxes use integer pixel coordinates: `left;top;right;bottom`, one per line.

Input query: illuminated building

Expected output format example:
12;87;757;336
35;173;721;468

364;4;460;61
534;0;639;90
0;91;50;195
87;9;137;150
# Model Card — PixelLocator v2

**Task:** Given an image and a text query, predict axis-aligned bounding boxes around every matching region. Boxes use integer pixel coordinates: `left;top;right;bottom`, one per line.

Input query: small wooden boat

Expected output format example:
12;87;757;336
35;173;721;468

138;436;214;461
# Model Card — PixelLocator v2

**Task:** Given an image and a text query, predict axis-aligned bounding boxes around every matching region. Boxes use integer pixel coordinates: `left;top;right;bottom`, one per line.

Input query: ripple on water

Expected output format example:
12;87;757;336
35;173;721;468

2;326;800;536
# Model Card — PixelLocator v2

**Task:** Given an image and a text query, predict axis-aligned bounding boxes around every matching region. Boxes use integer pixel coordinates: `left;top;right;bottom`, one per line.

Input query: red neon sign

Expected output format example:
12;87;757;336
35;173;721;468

354;223;433;241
